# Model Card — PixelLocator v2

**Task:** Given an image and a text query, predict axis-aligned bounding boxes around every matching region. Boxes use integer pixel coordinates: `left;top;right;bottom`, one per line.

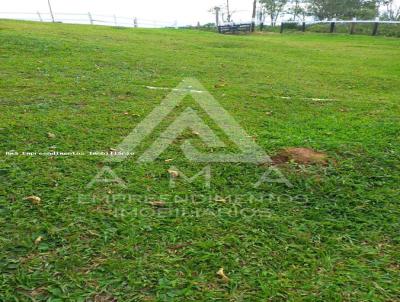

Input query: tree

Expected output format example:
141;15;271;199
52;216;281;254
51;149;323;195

258;6;267;23
210;6;221;27
310;0;347;19
252;0;257;31
380;0;400;20
358;0;380;19
210;1;238;25
259;0;289;26
222;0;234;23
287;0;310;21
309;0;379;20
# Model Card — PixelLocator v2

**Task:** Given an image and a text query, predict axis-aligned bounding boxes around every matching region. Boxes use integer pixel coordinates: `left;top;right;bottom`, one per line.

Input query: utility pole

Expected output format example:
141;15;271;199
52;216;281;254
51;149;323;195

226;0;232;23
251;0;257;32
214;6;221;27
47;0;55;22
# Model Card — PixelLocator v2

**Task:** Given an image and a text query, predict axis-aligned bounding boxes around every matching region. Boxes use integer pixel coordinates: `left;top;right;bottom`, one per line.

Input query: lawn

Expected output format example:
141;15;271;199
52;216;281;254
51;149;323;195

0;20;399;301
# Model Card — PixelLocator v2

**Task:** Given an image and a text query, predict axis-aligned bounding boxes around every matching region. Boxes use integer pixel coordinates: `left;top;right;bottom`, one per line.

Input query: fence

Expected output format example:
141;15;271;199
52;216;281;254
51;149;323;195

3;12;399;36
0;11;179;28
280;19;400;36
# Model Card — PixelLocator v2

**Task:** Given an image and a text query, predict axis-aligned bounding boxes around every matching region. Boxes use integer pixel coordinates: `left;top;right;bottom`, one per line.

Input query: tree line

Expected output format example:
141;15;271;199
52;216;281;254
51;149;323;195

261;0;400;25
212;0;400;27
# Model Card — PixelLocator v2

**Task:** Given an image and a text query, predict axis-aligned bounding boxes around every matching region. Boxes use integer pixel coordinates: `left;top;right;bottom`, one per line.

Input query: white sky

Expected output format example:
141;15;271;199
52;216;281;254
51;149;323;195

1;0;254;26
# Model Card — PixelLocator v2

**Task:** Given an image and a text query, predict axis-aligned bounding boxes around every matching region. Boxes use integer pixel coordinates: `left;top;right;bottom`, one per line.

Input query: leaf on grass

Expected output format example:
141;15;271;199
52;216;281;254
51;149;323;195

214;196;226;203
47;132;56;139
92;293;117;302
167;169;179;178
24;196;41;205
34;236;43;245
149;201;166;208
217;268;229;283
29;287;47;297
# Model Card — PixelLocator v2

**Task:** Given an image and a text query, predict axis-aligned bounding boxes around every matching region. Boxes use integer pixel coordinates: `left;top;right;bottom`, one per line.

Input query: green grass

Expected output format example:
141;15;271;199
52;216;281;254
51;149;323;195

1;20;399;301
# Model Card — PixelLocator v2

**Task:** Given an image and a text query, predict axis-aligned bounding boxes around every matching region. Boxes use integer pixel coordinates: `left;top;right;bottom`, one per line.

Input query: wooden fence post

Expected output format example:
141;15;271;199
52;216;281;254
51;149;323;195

302;22;306;32
330;19;336;33
260;22;264;31
88;12;93;25
350;18;356;34
372;18;379;36
280;23;284;33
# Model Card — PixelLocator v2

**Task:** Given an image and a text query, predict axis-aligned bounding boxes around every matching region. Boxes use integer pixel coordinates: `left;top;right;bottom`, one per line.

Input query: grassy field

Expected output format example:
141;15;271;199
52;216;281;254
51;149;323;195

1;20;399;301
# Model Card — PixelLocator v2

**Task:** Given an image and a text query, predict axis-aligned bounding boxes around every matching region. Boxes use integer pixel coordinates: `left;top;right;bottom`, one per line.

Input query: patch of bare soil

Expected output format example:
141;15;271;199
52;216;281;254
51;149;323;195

271;148;328;165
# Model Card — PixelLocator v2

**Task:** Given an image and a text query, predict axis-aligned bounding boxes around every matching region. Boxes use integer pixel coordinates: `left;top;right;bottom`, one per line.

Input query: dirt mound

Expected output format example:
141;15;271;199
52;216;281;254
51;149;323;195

271;148;328;165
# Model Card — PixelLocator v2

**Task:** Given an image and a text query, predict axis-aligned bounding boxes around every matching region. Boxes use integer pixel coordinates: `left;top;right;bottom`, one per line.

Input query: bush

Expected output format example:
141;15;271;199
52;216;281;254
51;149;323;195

306;22;400;37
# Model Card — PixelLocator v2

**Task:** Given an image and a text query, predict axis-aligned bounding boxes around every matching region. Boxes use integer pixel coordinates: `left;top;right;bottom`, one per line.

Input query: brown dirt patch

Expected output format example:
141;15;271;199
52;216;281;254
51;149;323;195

271;148;328;165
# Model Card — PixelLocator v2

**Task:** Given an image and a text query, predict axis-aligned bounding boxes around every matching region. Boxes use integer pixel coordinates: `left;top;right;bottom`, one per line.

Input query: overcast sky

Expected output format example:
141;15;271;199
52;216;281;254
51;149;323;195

1;0;254;26
1;0;399;27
